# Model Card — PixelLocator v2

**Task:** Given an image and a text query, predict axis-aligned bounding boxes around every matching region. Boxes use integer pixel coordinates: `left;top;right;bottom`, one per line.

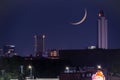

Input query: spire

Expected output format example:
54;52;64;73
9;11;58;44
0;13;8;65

98;10;104;17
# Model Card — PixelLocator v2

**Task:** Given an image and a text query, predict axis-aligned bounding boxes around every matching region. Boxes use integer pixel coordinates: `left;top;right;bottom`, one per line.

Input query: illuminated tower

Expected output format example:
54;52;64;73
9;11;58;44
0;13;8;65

34;34;45;56
98;10;108;49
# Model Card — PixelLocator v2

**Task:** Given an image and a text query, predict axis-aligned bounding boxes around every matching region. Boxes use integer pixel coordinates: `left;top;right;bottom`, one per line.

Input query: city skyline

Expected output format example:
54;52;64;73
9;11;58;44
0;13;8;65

0;0;120;56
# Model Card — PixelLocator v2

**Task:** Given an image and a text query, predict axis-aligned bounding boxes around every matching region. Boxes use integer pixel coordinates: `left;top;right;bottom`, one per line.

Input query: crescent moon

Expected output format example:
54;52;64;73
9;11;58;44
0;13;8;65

71;9;87;25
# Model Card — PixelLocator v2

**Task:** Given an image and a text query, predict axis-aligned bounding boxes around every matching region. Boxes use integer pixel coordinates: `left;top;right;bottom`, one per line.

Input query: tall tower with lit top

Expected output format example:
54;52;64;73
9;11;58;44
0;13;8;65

98;10;108;49
34;34;46;56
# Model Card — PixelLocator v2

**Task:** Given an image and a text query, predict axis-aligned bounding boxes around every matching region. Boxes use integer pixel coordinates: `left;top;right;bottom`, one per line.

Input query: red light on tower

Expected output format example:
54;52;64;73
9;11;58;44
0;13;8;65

98;13;102;17
98;10;104;17
43;35;45;39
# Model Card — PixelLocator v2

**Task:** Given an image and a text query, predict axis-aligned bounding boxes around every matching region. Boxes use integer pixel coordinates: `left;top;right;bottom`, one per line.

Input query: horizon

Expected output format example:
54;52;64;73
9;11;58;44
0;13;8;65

0;0;120;56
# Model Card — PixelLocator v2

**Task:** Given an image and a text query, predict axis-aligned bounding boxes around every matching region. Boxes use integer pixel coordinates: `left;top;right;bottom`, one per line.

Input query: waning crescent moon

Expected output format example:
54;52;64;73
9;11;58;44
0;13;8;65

71;9;87;25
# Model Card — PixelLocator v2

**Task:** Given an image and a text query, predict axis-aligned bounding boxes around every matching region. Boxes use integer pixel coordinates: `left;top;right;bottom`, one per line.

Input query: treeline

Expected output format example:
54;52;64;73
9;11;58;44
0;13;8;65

0;55;120;79
0;55;68;79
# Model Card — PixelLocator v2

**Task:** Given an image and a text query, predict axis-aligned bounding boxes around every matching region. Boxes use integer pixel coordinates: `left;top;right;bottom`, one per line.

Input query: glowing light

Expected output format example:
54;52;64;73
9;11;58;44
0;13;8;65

43;35;45;38
88;46;96;49
97;65;101;69
99;13;102;17
92;70;105;80
28;65;32;69
65;66;69;70
50;50;57;57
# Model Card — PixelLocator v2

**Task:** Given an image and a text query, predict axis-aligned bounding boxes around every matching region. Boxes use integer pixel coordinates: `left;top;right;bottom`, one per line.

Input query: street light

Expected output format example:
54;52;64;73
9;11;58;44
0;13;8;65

66;66;69;70
65;66;70;73
28;65;32;78
97;65;102;69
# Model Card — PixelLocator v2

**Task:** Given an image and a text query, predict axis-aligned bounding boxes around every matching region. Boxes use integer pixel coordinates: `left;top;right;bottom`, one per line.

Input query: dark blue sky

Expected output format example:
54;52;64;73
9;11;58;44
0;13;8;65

0;0;120;56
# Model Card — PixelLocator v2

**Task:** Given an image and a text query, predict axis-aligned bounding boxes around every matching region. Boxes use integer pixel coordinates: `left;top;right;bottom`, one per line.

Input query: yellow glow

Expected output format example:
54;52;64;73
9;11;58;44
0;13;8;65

50;50;57;57
96;71;103;77
92;70;105;80
97;65;101;69
28;65;32;69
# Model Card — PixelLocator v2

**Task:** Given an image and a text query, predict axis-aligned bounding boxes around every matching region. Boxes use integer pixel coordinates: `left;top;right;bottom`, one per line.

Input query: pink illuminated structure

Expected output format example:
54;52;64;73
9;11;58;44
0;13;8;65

98;10;108;49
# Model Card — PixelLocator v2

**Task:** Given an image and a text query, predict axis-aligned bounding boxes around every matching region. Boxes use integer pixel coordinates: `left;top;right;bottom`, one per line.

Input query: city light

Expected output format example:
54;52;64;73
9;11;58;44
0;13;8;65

92;70;105;80
65;66;69;70
97;65;102;69
28;65;32;79
28;65;32;69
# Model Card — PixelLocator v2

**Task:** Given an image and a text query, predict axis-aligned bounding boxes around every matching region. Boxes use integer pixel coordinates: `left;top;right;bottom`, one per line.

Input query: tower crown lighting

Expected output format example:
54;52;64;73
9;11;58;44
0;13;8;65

98;10;108;49
98;10;104;17
43;35;45;38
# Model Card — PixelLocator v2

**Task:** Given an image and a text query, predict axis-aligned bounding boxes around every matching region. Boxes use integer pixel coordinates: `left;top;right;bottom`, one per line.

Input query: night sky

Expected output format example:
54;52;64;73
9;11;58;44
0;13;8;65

0;0;120;56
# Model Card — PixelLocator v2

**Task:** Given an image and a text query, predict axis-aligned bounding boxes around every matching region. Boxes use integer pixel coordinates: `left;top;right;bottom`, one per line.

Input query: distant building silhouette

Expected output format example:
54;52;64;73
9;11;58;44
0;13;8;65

98;10;108;49
3;45;15;56
34;34;45;57
0;48;3;56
